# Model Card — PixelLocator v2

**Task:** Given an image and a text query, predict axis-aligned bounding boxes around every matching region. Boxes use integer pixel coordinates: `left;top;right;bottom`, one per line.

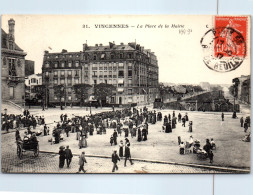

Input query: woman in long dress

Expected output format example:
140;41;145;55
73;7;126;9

119;140;124;157
137;128;142;142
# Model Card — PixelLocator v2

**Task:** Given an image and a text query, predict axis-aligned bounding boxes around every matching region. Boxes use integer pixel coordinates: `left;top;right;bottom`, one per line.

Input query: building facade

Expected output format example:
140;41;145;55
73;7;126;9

25;73;42;100
42;42;159;105
1;19;26;105
233;75;251;104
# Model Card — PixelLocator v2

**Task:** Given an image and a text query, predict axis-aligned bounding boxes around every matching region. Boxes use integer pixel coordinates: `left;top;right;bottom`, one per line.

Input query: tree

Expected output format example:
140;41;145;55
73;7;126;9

94;83;116;107
73;84;92;107
53;84;65;109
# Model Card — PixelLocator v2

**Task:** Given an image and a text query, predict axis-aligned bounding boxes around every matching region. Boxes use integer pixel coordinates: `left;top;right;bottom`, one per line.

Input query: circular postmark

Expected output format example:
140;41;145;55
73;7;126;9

200;27;246;72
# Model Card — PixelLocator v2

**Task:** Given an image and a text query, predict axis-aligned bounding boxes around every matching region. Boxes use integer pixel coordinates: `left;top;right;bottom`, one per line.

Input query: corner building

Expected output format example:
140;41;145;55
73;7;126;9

42;42;159;105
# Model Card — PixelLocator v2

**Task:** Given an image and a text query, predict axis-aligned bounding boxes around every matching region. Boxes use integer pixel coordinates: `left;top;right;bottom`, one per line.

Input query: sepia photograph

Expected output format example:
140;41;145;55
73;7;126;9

1;15;251;174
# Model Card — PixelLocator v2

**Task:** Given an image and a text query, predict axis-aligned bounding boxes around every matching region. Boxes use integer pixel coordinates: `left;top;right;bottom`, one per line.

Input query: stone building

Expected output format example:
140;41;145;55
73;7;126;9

1;18;26;105
42;42;159;105
25;73;42;100
233;75;251;104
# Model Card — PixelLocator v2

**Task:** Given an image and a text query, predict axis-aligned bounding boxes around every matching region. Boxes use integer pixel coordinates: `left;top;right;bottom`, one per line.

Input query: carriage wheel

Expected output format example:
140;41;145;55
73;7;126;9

34;145;39;157
17;144;23;159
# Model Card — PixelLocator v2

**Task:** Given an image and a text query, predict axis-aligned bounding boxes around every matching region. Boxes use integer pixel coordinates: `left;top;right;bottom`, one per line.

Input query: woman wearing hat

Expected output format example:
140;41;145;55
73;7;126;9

59;146;66;168
119;140;124;157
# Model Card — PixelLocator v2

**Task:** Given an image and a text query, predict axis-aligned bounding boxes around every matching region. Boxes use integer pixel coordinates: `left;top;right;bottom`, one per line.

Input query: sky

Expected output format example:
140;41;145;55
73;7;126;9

1;15;251;85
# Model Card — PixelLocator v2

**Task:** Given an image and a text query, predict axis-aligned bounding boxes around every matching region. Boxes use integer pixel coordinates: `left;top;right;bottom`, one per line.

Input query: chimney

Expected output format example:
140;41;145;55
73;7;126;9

99;43;103;46
61;49;67;53
44;50;49;54
8;18;15;39
120;42;124;45
95;44;98;47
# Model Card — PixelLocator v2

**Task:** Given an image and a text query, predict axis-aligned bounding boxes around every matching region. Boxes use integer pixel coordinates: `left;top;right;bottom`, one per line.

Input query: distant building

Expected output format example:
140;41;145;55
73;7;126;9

42;42;159;105
25;60;35;76
25;73;42;100
233;75;251;104
1;18;26;105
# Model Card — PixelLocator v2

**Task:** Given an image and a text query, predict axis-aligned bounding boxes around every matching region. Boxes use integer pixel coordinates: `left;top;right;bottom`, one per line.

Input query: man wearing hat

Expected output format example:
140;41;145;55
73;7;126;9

77;151;87;173
112;149;120;172
124;143;134;167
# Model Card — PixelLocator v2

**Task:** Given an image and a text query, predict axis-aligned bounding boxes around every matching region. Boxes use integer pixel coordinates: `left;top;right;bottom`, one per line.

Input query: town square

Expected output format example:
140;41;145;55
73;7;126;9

1;15;251;174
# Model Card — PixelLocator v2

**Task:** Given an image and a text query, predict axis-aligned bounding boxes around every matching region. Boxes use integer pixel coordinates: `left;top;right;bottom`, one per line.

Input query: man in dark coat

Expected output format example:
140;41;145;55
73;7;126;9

240;117;244;127
65;145;73;168
124;144;134;167
44;124;47;136
221;113;224;121
113;130;118;145
182;117;186;127
112;150;120;172
59;147;66;168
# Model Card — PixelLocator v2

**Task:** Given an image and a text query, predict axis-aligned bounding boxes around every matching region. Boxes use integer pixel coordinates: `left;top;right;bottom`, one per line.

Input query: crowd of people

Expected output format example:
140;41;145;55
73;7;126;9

4;103;251;172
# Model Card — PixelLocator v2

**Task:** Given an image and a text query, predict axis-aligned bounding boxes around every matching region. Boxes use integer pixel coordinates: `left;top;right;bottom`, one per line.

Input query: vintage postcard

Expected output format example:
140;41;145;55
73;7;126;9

1;15;251;174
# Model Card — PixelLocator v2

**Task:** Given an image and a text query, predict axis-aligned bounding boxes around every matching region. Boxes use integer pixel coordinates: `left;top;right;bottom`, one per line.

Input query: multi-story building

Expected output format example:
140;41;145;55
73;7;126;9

1;18;27;105
25;73;42;100
42;42;159;105
233;75;251;104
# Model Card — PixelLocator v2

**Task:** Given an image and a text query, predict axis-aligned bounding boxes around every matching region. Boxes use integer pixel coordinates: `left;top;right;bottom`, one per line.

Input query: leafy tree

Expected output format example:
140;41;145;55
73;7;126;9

94;83;116;107
53;84;65;109
73;84;92;107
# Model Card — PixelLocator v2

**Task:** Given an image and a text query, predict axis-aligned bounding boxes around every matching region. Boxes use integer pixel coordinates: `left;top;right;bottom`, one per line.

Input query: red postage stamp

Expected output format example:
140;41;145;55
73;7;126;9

214;16;247;58
200;16;248;72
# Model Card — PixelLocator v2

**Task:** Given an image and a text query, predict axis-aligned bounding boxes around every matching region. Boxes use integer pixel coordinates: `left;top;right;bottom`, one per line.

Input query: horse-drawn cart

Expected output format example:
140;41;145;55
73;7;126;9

16;140;39;159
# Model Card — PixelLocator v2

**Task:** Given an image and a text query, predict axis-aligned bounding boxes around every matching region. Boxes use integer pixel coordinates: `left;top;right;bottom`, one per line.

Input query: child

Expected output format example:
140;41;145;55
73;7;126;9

179;142;185;155
110;135;114;146
209;150;214;163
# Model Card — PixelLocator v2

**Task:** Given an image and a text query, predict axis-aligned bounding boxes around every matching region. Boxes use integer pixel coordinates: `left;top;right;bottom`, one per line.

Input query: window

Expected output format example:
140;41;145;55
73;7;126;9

118;70;124;77
128;53;132;58
8;59;16;76
54;79;58;85
105;80;107;84
85;71;88;76
94;80;97;84
93;71;97;76
104;66;108;70
60;79;65;84
128;63;132;68
75;61;79;67
67;79;72;85
111;54;114;59
120;53;123;59
68;62;72;67
99;66;103;70
68;70;72;76
128;70;132;77
54;71;58;76
45;62;50;68
101;54;105;59
54;62;58;68
68;96;72;100
93;55;97;60
9;87;14;99
75;71;79;76
45;72;49;76
75;78;79;84
128;89;133;95
31;78;37;83
61;71;65;76
119;63;124;68
61;62;65;68
99;71;103;76
55;55;58;59
128;79;132;86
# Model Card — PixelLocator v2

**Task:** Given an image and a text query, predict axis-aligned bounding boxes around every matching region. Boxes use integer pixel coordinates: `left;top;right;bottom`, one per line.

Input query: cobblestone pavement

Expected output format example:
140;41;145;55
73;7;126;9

2;150;226;174
1;105;250;173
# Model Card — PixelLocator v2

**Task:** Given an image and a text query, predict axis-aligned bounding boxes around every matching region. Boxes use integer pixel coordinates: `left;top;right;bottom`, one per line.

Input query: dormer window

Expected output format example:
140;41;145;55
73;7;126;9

45;62;50;68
